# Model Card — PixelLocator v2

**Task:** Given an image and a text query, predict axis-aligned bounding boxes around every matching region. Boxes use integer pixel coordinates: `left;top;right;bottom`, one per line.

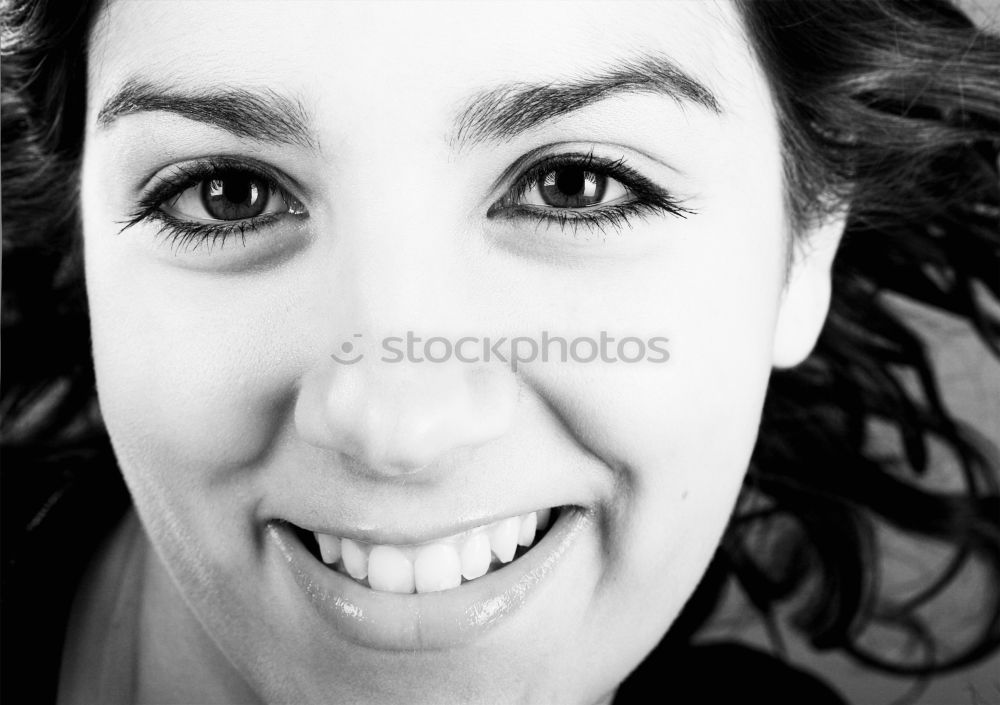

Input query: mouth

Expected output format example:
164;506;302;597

291;508;557;594
267;505;591;650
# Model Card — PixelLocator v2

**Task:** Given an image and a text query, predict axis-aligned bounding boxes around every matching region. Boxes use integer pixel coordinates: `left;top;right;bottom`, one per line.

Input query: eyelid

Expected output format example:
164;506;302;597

486;141;685;196
140;155;308;210
487;148;672;218
117;156;308;237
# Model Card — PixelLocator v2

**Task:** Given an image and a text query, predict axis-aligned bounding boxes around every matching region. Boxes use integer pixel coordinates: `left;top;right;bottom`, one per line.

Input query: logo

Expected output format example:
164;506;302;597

329;333;365;365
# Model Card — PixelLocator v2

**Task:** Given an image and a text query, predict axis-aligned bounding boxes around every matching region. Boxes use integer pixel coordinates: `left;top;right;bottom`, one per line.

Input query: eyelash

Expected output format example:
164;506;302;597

119;157;299;253
488;151;693;237
120;152;693;252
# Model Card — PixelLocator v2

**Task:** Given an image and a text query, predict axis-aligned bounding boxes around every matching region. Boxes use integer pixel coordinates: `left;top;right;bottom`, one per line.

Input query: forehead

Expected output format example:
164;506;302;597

87;0;763;133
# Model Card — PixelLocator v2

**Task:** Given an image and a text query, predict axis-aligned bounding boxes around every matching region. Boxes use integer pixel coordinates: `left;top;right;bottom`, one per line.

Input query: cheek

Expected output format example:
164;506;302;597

512;270;783;695
83;222;308;488
517;204;787;504
525;266;779;557
89;277;275;467
507;179;787;668
83;243;321;610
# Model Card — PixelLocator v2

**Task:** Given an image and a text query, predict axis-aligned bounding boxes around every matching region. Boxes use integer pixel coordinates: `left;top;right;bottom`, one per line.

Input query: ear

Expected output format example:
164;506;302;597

772;213;847;369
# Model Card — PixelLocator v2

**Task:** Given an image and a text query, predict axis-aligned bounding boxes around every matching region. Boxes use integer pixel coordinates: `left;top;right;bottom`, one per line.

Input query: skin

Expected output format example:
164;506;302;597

78;1;844;703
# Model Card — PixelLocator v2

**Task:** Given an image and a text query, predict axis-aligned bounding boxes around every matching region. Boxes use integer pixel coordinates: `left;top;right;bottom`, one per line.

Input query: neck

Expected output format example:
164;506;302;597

57;509;261;705
134;519;262;705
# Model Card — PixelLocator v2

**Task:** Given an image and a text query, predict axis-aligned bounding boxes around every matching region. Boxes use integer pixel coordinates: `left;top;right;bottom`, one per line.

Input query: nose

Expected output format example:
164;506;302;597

290;155;520;476
295;351;519;476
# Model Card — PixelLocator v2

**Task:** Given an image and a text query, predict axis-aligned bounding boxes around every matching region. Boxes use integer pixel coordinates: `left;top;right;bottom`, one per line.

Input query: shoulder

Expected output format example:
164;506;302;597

615;641;848;705
1;457;130;705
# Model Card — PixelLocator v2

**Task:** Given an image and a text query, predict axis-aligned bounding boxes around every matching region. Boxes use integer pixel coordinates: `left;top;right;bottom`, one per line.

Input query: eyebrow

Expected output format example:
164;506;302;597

96;78;317;148
449;52;722;150
97;51;720;152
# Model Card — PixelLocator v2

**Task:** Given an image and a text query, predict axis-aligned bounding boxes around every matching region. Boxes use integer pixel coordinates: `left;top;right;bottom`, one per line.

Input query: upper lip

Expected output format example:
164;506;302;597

266;506;594;651
284;504;563;546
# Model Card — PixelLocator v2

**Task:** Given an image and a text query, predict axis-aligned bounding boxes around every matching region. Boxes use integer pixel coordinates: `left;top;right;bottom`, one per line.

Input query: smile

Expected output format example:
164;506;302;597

266;505;592;650
300;508;553;594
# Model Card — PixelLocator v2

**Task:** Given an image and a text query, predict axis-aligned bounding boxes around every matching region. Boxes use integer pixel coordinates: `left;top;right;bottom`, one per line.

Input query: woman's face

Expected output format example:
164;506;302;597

81;1;837;703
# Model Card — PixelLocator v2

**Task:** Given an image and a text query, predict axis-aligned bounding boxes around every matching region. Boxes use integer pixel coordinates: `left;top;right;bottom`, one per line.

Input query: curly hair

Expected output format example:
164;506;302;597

2;0;999;700
657;0;1000;685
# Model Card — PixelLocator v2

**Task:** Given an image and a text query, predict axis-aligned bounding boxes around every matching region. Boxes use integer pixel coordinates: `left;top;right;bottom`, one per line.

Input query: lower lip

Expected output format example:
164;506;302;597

265;507;592;651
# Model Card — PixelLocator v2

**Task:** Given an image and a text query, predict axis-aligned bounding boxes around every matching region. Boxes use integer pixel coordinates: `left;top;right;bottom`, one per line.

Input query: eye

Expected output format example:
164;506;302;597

163;168;303;223
488;150;692;235
525;166;630;210
119;157;308;255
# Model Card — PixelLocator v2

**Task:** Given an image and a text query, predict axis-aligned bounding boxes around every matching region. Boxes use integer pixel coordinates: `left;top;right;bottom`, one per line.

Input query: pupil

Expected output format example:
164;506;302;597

223;176;252;205
202;171;266;220
555;168;585;196
539;167;605;208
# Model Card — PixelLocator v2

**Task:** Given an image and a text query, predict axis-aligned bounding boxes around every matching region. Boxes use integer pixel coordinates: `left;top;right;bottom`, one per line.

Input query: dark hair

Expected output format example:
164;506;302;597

669;0;1000;683
3;0;999;699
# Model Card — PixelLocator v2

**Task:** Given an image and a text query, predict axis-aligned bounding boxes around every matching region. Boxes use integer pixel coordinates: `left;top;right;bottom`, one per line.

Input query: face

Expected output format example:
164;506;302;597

81;1;838;703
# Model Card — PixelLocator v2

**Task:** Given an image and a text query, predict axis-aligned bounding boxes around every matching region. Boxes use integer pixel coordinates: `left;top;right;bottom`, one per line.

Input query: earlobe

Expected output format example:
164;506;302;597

771;214;847;369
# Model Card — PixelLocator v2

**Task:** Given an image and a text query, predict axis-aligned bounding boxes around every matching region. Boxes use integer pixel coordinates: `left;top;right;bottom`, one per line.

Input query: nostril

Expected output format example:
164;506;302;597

296;354;518;474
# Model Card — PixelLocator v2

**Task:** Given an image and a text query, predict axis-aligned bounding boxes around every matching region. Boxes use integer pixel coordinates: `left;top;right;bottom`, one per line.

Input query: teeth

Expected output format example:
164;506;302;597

414;544;462;593
490;516;520;563
368;546;415;594
341;538;369;581
315;532;342;565
310;508;558;592
517;511;537;547
459;532;492;580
